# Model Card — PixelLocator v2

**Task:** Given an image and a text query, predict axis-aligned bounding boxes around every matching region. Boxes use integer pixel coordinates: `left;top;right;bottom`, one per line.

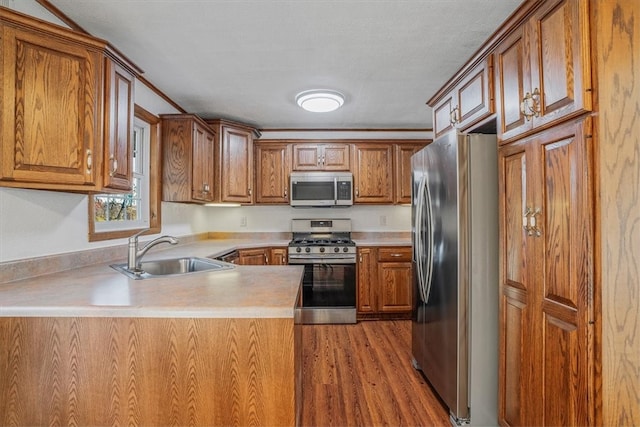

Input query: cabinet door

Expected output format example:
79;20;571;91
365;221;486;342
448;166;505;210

321;144;350;170
1;25;101;189
357;247;376;314
529;0;592;130
395;144;423;204
433;95;456;140
495;25;532;143
498;119;594;426
191;123;214;202
255;143;290;204
498;139;536;427
352;144;394;204
238;248;268;265
269;247;288;265
456;55;494;129
292;143;350;171
377;261;412;313
534;119;593;427
102;58;135;191
221;126;253;203
292;144;321;170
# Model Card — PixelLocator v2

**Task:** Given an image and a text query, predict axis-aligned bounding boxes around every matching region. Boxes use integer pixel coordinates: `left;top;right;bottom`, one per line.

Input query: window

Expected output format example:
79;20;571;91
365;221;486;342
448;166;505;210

89;105;161;241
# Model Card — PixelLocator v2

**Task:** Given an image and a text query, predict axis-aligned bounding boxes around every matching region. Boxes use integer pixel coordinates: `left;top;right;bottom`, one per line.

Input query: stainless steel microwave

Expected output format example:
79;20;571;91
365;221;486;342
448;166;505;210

290;172;353;207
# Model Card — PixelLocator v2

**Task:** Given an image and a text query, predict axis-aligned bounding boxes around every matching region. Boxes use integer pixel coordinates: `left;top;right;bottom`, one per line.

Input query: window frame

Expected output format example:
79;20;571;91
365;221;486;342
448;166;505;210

88;105;161;242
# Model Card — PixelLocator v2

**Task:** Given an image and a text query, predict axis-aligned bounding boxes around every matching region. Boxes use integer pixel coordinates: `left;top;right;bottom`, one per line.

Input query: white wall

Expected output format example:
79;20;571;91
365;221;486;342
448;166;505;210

201;205;412;233
0;3;422;263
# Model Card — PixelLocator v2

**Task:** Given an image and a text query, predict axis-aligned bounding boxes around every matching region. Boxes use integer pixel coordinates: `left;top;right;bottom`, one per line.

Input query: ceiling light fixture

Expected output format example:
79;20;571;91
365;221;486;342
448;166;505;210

296;89;345;113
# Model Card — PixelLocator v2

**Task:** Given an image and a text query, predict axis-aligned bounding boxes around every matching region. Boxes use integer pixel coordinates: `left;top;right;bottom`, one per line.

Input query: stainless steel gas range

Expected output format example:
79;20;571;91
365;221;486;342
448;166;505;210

288;219;356;324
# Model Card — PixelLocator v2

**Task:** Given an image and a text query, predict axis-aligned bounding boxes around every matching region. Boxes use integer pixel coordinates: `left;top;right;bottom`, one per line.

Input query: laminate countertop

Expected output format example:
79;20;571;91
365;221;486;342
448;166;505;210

0;237;411;319
0;240;302;319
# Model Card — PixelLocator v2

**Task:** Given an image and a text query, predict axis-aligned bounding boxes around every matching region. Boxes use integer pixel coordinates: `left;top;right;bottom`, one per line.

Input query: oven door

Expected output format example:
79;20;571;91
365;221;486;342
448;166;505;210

296;261;356;324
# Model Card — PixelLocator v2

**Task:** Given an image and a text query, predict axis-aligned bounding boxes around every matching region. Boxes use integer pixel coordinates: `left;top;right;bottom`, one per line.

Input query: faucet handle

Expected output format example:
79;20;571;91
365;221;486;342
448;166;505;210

129;229;147;243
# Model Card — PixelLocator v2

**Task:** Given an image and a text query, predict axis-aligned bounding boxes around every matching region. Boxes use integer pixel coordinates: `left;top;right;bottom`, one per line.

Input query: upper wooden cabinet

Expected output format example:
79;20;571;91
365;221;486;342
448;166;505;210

395;144;424;204
494;0;592;143
432;55;494;138
161;115;216;203
207;119;258;204
292;143;350;171
255;142;291;204
0;8;138;193
102;56;135;191
351;143;394;204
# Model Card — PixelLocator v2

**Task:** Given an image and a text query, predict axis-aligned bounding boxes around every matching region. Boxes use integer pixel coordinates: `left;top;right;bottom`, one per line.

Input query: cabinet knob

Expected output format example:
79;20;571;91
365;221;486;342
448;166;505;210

109;156;118;177
86;150;93;174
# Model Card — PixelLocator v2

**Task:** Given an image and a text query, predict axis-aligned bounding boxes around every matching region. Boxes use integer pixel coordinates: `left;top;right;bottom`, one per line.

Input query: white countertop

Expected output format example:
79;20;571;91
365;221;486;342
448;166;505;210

0;237;410;319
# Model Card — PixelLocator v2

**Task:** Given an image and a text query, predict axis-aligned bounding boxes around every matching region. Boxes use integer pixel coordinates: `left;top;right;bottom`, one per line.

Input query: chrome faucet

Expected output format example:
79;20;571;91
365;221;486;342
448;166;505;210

127;230;179;271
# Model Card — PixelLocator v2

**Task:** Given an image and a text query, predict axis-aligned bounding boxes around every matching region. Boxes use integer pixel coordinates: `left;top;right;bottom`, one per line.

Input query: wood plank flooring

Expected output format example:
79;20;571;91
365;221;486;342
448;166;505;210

301;320;450;426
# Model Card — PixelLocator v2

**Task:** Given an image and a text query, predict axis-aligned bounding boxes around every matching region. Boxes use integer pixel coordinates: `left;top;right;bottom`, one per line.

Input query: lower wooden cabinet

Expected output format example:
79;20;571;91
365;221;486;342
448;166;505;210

237;247;288;265
357;246;412;317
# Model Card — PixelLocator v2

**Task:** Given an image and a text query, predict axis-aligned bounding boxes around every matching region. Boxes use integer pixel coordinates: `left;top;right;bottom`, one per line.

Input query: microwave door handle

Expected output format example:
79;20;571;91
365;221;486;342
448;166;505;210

334;177;338;205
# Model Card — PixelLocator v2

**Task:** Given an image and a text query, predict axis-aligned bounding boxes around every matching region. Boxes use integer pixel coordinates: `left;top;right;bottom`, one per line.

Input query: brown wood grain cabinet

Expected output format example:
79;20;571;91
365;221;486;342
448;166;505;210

255;142;291;204
237;247;269;265
161;115;216;203
498;118;594;427
207;119;257;204
395;143;424;204
292;143;350;171
102;56;135;191
494;0;592;144
0;316;299;426
0;9;138;193
357;246;412;317
269;247;288;265
351;143;394;204
433;55;494;139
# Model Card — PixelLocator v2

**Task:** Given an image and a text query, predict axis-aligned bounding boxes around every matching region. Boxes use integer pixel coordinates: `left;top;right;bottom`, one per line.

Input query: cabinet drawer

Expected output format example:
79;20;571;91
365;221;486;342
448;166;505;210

377;247;412;262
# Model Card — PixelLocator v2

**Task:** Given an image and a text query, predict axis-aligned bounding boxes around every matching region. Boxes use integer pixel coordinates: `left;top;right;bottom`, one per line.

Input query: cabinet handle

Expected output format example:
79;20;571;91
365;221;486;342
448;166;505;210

321;156;325;166
390;253;403;257
355;188;359;197
109;156;118;177
520;88;541;121
248;188;252;196
203;183;210;193
523;207;533;235
449;107;459;125
284;188;288;198
265;254;269;264
86;149;92;174
359;255;363;263
529;207;542;237
317;157;321;166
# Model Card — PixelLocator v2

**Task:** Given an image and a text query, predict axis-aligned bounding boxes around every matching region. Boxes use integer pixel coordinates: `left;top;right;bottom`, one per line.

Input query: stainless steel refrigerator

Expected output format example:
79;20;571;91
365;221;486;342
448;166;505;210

411;133;498;426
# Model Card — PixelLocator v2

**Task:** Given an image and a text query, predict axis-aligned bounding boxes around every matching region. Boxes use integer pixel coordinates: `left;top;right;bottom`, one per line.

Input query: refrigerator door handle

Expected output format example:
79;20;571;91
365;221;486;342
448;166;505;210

422;178;435;304
414;176;425;301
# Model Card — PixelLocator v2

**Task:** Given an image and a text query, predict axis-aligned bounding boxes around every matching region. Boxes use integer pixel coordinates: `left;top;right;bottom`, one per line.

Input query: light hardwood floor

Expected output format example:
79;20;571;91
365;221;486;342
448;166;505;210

301;320;450;426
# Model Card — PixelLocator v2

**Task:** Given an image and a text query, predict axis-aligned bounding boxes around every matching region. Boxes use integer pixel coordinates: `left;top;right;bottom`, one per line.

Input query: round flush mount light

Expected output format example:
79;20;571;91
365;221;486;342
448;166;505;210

296;89;345;113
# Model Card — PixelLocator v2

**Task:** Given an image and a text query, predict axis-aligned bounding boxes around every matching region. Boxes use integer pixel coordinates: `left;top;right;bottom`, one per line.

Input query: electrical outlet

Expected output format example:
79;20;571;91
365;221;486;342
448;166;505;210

240;216;247;227
379;215;387;226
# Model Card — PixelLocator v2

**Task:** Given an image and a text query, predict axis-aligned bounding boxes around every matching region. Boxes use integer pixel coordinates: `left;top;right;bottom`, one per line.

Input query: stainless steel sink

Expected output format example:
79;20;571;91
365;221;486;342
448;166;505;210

110;257;235;280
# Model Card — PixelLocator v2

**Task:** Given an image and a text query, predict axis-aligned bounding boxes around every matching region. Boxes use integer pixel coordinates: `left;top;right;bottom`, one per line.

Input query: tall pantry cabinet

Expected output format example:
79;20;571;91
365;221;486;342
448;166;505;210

495;1;596;426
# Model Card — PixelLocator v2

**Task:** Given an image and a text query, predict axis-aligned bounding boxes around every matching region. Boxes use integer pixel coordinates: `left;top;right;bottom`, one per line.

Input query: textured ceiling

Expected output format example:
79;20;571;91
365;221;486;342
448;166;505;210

46;0;523;130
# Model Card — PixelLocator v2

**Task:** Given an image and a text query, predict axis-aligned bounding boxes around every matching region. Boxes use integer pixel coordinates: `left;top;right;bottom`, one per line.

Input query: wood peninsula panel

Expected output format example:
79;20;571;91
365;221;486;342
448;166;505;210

0;317;297;426
593;1;640;425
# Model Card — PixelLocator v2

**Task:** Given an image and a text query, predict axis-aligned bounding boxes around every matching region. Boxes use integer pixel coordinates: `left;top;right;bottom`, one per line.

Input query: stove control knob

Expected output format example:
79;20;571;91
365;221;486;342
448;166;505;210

296;247;301;253
305;247;311;253
334;247;340;253
319;247;325;253
343;247;349;253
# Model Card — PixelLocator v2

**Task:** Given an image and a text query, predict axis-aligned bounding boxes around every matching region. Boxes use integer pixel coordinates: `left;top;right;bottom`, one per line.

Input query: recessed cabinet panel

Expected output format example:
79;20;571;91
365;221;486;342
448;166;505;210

1;25;101;188
255;143;290;204
103;58;134;191
352;144;393;204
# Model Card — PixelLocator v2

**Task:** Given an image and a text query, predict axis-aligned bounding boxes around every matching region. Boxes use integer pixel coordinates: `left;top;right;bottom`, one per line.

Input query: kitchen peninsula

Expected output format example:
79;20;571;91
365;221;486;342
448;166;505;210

0;240;304;426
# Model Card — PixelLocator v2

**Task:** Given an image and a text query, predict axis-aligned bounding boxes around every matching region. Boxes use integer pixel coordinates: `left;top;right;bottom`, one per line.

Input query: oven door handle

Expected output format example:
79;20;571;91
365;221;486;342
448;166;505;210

288;257;356;265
